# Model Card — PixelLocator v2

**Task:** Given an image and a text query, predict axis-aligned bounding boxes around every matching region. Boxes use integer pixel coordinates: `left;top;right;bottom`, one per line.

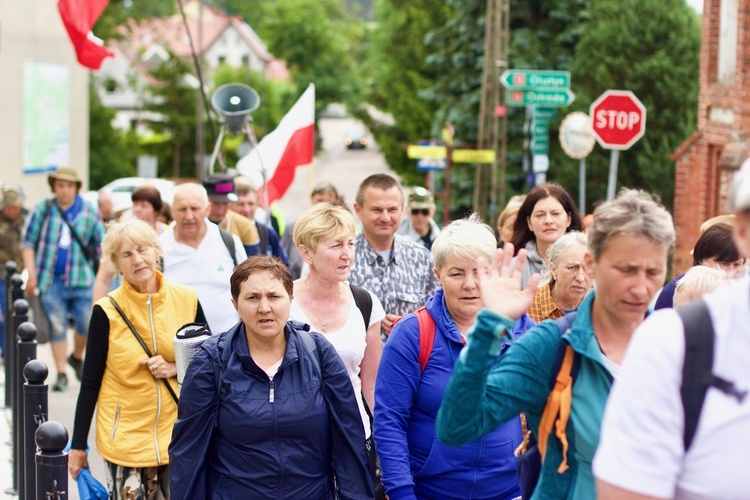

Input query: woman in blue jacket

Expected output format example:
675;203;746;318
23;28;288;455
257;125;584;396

169;256;374;499
374;214;525;500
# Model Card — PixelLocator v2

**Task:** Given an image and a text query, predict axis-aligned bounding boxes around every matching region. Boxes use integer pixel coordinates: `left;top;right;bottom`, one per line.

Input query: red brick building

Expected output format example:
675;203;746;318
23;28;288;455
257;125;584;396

672;0;749;274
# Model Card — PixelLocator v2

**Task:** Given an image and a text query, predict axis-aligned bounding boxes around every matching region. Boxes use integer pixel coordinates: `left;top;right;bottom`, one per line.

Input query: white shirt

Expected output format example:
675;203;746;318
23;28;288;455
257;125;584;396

289;286;385;438
594;276;750;499
159;220;247;334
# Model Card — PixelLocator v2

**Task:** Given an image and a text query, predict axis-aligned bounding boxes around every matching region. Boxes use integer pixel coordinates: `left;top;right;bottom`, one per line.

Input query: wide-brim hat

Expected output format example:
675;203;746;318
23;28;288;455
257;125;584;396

48;166;83;189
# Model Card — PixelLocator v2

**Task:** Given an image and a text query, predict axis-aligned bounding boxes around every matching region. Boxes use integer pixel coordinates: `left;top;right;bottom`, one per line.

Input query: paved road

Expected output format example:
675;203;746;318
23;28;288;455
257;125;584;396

0;115;392;499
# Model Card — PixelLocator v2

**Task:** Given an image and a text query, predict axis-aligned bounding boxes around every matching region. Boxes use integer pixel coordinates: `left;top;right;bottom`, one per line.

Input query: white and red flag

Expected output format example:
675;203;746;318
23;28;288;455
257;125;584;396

58;0;114;70
237;84;315;204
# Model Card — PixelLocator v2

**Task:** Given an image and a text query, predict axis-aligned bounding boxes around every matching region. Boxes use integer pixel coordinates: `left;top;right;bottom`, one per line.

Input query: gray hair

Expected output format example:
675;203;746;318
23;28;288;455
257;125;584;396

432;213;497;271
673;265;732;308
539;231;588;286
588;189;675;260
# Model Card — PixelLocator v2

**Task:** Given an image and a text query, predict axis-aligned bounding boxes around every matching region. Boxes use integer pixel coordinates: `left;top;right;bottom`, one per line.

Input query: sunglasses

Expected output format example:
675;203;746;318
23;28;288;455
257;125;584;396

411;208;430;216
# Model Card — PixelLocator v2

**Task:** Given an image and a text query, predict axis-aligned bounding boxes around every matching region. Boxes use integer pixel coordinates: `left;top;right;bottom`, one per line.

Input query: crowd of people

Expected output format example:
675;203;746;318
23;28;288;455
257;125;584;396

0;159;749;499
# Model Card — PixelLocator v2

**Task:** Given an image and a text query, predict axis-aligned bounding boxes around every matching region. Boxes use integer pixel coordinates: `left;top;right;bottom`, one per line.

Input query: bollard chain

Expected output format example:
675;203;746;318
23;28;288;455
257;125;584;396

45;479;67;499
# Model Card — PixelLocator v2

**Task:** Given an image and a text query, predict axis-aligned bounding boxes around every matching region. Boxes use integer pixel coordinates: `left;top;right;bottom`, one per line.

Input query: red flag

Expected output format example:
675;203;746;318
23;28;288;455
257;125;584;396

58;0;114;70
237;84;316;203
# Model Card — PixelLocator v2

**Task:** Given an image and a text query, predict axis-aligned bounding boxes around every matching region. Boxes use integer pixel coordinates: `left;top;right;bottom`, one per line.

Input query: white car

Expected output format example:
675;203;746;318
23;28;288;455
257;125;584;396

82;177;177;213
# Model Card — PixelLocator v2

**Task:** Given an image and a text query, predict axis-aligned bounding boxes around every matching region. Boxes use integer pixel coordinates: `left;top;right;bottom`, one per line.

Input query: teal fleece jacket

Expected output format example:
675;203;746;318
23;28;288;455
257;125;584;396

436;291;614;500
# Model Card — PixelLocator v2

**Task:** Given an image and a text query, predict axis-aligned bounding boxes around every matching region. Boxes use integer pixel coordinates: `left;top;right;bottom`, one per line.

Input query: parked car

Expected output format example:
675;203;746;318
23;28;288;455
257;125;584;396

345;128;368;150
82;177;176;214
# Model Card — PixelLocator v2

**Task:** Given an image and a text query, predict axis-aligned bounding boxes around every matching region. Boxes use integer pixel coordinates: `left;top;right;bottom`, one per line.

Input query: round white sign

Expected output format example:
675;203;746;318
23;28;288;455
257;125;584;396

559;112;596;159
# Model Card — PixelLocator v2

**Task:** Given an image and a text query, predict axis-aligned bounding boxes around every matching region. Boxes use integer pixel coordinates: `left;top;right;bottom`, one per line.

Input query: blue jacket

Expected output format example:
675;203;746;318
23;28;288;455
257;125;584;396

373;289;523;500
169;321;374;500
436;291;616;500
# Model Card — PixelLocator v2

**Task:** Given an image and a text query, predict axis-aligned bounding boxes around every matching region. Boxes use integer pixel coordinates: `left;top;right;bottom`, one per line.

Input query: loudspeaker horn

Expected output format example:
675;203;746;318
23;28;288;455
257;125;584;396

211;83;261;134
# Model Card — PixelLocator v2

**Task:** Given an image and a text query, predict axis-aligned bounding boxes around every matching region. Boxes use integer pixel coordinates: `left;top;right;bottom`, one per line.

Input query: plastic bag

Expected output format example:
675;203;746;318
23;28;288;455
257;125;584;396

77;467;108;500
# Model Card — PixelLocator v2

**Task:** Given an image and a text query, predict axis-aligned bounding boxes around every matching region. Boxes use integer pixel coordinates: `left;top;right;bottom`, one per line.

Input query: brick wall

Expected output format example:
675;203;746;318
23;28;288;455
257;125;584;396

672;0;749;276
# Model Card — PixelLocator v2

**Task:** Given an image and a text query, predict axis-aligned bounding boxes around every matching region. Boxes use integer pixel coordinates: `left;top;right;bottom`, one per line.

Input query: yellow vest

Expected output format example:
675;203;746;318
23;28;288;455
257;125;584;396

95;271;198;467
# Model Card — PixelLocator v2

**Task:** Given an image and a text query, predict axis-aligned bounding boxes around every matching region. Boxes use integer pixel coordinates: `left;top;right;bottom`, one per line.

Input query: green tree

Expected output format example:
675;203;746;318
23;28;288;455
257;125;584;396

566;0;700;210
357;0;449;185
94;0;175;40
144;55;199;178
89;81;139;188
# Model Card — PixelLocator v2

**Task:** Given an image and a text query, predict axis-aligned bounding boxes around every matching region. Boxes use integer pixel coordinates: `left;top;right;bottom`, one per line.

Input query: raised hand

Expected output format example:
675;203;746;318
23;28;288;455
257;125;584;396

478;243;540;320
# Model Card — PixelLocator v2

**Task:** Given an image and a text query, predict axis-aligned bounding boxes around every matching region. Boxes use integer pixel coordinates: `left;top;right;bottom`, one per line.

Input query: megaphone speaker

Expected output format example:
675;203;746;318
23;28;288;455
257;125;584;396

211;83;261;134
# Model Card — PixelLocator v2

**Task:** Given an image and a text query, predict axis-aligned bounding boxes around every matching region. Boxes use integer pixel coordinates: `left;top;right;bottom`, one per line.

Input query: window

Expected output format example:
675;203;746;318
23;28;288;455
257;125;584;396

717;0;738;83
241;55;249;66
218;56;226;65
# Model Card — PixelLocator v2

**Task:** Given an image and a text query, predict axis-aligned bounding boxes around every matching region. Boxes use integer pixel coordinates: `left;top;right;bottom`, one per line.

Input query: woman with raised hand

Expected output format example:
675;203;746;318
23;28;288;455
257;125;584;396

527;231;592;323
510;183;584;289
437;189;675;499
375;214;527;500
69;218;205;498
169;256;373;499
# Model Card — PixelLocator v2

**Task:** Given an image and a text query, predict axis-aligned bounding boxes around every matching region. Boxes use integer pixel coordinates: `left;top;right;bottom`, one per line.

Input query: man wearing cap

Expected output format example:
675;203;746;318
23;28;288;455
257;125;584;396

159;183;247;334
350;174;439;338
202;173;261;257
594;158;750;498
397;187;441;250
21;167;105;391
0;186;25;358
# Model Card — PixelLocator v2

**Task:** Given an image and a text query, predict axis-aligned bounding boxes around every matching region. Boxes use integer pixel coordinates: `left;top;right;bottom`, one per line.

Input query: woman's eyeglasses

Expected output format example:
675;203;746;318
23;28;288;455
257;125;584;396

411;208;430;216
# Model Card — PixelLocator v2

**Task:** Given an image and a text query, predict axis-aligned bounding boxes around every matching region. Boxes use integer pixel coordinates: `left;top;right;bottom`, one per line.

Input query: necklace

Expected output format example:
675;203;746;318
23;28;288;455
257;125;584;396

307;281;341;333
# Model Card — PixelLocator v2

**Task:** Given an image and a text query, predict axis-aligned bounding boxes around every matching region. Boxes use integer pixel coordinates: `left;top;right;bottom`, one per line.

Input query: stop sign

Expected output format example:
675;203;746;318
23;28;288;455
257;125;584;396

589;90;647;150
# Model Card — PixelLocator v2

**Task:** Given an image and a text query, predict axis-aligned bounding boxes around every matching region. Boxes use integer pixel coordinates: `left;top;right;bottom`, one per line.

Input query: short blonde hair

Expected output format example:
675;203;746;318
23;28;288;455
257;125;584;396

497;195;525;229
102;218;162;271
673;265;732;308
293;203;356;252
699;214;735;233
432;213;497;271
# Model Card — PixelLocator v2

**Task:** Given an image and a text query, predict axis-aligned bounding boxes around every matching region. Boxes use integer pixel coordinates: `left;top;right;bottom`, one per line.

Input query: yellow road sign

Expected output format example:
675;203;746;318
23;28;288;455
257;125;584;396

451;149;496;164
407;145;447;159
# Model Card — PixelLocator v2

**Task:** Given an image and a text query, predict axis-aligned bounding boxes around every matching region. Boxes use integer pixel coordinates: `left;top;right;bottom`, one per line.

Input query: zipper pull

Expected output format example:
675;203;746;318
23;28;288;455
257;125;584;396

269;383;275;403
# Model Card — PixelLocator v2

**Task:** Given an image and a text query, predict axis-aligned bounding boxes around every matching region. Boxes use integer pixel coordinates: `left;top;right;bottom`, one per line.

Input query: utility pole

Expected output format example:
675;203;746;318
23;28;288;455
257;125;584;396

195;0;205;180
475;0;510;222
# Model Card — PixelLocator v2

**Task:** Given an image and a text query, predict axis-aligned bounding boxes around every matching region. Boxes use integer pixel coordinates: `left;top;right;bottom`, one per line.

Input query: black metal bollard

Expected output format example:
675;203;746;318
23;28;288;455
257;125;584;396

35;421;68;500
3;260;17;363
16;322;37;500
10;301;29;496
24;360;47;500
5;272;22;409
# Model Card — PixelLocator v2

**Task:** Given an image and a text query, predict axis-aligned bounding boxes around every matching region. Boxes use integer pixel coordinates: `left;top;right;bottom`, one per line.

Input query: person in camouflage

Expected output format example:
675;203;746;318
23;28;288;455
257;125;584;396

0;186;25;357
350;174;440;339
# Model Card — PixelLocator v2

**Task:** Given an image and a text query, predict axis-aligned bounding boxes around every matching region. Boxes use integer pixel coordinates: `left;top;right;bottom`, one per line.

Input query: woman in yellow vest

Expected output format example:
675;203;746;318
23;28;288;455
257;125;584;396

68;218;206;499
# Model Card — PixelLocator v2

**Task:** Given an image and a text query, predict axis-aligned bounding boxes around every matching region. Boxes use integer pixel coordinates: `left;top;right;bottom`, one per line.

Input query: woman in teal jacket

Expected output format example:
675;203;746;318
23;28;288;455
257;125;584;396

436;189;675;500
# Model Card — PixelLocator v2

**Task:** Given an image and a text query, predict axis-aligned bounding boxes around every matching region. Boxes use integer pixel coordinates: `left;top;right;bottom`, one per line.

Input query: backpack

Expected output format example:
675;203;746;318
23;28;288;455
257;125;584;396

349;284;373;329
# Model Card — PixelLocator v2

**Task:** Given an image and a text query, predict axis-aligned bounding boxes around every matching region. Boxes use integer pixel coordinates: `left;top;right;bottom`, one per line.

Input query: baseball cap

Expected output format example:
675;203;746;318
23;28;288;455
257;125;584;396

408;187;435;210
729;157;750;213
203;173;238;203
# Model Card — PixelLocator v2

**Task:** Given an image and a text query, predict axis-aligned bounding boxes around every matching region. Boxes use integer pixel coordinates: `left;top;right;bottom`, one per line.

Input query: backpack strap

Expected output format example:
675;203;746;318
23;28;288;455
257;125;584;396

297;329;321;378
415;307;436;372
218;226;238;268
678;300;714;451
257;221;269;256
349;284;373;329
537;312;580;473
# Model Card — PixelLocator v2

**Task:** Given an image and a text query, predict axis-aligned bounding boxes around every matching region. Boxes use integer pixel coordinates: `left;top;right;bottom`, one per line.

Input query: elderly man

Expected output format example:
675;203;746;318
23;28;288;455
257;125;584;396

350;174;439;337
0;186;25;358
21;167;105;391
202;173;260;257
231;176;288;266
159;183;246;334
397;187;440;250
594;158;750;498
97;189;115;223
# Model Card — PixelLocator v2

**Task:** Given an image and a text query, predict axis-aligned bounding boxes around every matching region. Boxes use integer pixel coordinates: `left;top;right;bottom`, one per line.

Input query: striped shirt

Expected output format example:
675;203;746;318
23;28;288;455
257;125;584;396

21;196;105;294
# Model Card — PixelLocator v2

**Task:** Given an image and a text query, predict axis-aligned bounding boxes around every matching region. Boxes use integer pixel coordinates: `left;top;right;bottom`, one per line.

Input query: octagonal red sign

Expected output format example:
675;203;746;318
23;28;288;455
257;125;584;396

589;90;647;150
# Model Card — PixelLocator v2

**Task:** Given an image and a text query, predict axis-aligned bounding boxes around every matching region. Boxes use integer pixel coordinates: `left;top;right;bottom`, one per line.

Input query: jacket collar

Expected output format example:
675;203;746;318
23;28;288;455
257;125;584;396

118;270;166;305
356;232;401;266
233;320;311;377
425;289;466;345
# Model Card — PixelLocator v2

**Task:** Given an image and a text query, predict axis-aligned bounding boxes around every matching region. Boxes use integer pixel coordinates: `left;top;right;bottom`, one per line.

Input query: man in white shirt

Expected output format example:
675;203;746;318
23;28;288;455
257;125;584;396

594;159;750;499
159;183;246;334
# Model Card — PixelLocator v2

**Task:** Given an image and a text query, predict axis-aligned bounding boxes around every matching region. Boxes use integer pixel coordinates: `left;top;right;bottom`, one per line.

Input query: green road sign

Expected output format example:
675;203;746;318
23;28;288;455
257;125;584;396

534;107;557;122
507;89;575;107
532;122;549;137
532;138;549;155
500;70;571;90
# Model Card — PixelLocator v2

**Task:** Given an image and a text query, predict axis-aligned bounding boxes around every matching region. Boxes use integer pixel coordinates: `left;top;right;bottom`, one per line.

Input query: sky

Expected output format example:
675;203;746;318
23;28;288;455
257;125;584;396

686;0;703;12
